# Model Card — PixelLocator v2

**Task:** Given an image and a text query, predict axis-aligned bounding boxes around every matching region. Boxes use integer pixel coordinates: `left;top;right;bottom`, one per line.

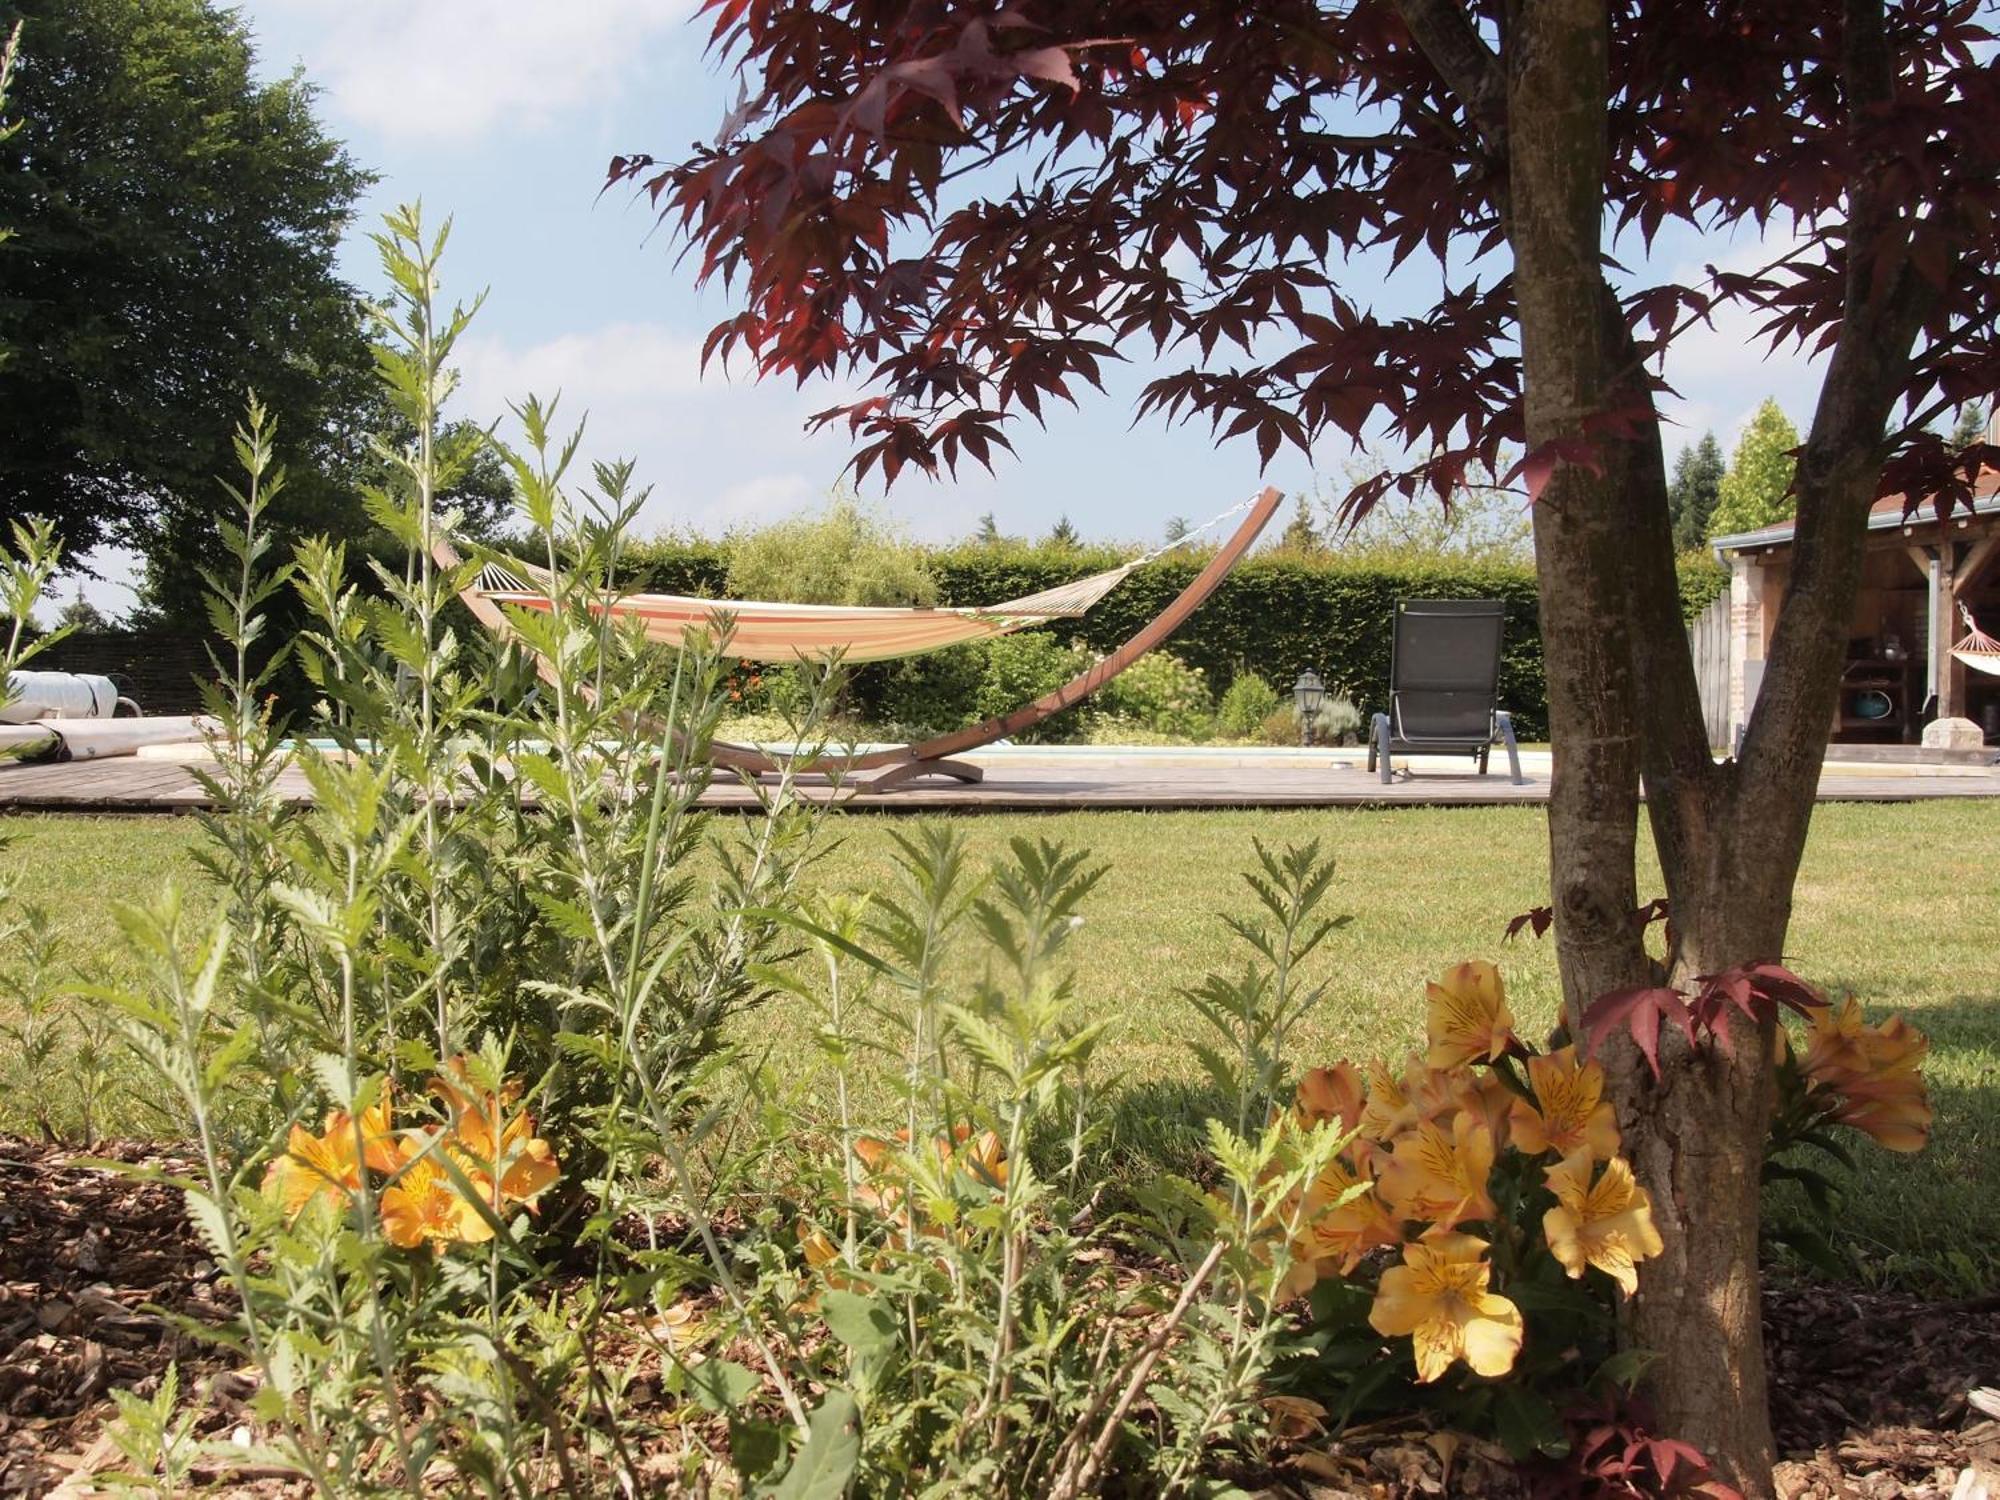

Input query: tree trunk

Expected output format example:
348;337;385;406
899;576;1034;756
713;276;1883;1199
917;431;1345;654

1505;0;1787;1488
1410;0;1937;1489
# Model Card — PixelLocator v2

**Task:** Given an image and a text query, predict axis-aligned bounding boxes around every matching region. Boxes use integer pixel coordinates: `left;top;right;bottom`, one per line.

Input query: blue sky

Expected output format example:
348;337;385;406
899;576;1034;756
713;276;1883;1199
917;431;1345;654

77;1;1824;612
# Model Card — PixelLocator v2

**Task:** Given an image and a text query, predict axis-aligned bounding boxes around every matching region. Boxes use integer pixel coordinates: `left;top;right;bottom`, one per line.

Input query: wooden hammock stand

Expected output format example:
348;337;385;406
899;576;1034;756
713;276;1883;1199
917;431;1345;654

441;486;1281;796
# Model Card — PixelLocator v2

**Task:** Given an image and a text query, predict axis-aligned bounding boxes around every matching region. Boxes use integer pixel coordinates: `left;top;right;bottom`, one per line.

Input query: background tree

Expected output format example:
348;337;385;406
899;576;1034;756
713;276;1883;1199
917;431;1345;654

1707;399;1802;540
54;593;110;632
1668;433;1725;552
1325;451;1534;563
1277;495;1323;553
0;0;374;591
0;19;19;371
134;392;514;626
1162;514;1192;544
1950;401;1988;451
974;509;1003;546
1046;514;1080;549
617;1;1999;1487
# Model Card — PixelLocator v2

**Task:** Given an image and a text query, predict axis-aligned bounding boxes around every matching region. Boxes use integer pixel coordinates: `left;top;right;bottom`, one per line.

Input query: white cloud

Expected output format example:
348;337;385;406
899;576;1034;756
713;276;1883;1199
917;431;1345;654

250;0;695;143
449;320;874;535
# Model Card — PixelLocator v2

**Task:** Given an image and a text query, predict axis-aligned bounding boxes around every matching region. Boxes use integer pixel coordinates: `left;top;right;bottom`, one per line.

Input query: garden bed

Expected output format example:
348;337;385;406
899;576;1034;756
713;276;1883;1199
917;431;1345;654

5;1136;1995;1498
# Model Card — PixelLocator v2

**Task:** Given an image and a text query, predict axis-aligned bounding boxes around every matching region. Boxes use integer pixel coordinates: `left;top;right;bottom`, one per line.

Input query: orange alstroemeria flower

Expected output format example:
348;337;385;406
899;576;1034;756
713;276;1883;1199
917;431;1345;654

1359;1055;1419;1143
1799;997;1933;1153
1824;1071;1933;1154
1424;961;1516;1070
851;1123;1009;1225
1377;1112;1497;1229
1286;1155;1404;1290
431;1058;559;1211
1542;1150;1664;1295
263;1090;399;1215
380;1149;495;1251
1447;1066;1516;1153
1510;1046;1622;1161
1367;1231;1523;1383
1294;1063;1368;1137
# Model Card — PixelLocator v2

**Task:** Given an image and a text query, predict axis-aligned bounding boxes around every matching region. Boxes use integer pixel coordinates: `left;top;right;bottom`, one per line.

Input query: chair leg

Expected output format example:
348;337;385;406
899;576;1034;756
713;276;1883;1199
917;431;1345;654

1495;711;1525;785
1372;712;1394;784
1478;741;1491;775
857;756;985;795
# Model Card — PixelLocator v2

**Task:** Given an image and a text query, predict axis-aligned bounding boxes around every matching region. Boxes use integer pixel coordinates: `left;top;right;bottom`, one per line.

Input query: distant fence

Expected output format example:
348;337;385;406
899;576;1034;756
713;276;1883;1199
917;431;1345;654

32;631;213;716
1688;593;1731;748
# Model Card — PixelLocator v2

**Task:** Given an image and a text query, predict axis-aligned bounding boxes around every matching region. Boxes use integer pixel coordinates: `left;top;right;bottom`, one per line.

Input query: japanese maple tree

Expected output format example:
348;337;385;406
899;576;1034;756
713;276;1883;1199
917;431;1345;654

613;0;2000;1489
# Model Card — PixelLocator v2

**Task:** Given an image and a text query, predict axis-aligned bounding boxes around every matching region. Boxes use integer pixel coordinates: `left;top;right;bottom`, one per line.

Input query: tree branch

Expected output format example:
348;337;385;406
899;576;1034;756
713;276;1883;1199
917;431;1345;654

1390;0;1508;161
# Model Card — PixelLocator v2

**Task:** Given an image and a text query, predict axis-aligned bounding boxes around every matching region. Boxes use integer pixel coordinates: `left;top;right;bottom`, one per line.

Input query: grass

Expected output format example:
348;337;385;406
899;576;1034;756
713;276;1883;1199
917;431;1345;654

3;801;1996;1292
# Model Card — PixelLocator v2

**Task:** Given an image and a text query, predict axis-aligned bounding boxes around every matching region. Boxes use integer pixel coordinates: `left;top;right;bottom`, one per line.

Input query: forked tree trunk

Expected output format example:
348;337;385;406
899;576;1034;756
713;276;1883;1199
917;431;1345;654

1403;0;1933;1489
1506;0;1787;1488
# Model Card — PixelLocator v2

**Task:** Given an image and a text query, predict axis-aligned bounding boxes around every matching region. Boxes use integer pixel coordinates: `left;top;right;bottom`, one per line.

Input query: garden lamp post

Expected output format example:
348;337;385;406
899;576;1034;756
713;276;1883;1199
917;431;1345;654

1293;669;1325;747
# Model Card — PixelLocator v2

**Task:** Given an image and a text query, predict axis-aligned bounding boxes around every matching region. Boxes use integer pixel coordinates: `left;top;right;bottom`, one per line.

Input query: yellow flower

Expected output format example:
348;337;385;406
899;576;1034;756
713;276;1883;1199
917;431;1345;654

1377;1112;1497;1229
1289;1155;1403;1284
1294;1063;1367;1136
1541;1150;1664;1295
1367;1231;1523;1383
1447;1066;1516;1154
1424;961;1516;1069
379;1149;495;1251
431;1059;559;1210
1359;1054;1419;1143
955;1126;1009;1189
1510;1046;1621;1161
1799;997;1932;1153
262;1090;399;1215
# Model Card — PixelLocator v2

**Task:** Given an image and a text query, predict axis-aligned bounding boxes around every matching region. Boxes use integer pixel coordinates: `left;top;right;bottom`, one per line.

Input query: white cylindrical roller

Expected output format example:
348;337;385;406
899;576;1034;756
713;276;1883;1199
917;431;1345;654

2;670;126;723
2;715;213;762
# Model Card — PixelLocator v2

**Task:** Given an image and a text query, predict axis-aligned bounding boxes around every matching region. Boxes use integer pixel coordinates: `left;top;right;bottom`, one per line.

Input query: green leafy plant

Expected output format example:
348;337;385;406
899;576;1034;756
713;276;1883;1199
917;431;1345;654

973;632;1093;741
1217;671;1281;738
1098;649;1215;739
99;1362;205;1497
725;492;937;608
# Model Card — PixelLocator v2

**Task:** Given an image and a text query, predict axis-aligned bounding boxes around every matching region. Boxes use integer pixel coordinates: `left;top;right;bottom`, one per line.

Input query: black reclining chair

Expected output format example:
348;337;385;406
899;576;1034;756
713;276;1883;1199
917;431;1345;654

1367;598;1525;784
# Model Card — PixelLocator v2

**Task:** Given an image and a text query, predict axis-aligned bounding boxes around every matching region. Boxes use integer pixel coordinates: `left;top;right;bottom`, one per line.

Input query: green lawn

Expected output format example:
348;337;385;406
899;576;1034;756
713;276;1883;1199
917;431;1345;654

3;802;1996;1291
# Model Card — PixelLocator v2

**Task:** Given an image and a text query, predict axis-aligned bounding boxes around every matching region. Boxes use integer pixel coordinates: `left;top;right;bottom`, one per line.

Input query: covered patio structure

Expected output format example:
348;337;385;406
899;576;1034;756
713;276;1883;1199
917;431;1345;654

1712;465;2000;752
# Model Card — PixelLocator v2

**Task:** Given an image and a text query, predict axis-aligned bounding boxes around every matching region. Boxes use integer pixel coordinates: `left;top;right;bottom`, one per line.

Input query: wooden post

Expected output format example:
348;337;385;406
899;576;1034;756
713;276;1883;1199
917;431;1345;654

1936;547;1961;721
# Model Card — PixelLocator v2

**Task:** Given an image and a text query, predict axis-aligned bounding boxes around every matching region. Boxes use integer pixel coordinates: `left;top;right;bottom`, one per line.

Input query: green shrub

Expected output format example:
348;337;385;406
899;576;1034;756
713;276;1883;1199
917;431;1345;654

1218;671;1282;738
724;494;936;607
976;632;1094;742
1259;704;1300;745
1678;547;1729;619
1316;693;1364;745
870;640;986;733
1097;650;1214;739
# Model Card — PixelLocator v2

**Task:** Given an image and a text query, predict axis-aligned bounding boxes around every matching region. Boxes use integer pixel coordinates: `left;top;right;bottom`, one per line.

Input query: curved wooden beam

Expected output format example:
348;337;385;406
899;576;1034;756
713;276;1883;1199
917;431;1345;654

438;486;1283;786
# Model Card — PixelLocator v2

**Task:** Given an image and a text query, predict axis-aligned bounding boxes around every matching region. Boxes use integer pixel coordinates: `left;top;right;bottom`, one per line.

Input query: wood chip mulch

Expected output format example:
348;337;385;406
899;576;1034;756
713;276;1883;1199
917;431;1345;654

2;1135;1997;1498
0;1137;238;1496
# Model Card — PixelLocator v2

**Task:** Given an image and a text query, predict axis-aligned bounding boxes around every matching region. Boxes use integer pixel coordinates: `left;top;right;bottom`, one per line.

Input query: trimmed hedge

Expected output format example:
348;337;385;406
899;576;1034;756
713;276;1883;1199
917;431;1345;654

619;537;1734;743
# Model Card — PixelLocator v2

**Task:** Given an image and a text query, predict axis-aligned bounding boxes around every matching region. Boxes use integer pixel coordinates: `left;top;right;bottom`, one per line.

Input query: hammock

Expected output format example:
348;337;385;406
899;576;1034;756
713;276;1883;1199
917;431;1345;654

1950;603;2000;677
468;554;1149;664
441;486;1283;792
462;502;1256;665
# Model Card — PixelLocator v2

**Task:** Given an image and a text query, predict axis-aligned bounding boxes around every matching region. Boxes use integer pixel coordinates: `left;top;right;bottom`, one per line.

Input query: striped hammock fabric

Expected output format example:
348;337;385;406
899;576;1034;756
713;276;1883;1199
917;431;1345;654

1952;604;2000;678
470;556;1149;664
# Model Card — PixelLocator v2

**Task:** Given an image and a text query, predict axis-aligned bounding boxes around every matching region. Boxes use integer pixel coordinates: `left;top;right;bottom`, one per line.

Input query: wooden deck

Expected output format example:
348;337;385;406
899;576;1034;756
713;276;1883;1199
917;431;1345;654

3;748;1996;814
